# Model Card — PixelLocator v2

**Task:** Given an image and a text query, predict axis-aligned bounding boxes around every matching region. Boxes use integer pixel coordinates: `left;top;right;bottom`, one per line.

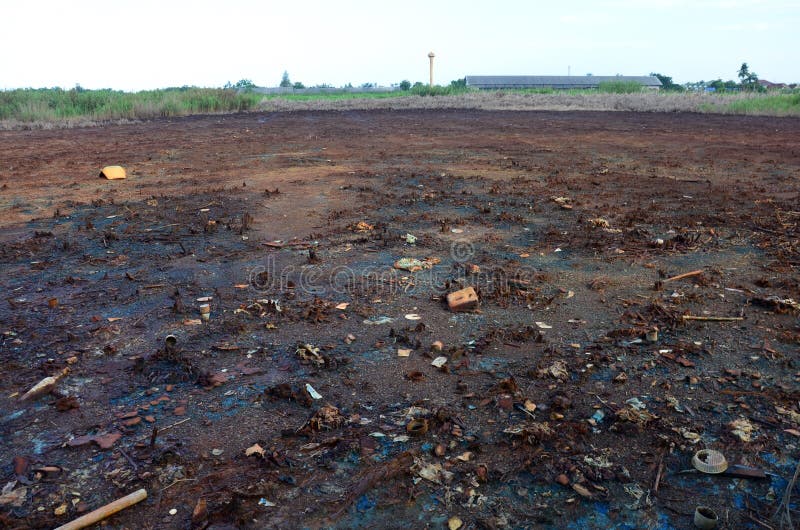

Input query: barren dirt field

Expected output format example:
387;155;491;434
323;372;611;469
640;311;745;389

1;109;799;529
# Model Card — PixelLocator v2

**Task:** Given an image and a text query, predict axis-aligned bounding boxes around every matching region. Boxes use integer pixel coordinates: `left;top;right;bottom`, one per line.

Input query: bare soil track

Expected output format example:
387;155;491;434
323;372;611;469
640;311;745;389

1;109;799;529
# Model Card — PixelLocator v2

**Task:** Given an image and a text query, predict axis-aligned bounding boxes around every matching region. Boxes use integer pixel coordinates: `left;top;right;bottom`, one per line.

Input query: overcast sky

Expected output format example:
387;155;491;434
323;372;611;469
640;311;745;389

1;0;797;90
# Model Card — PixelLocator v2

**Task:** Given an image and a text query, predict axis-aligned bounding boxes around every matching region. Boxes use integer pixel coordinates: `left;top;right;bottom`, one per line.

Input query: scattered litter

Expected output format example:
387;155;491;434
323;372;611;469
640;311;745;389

415;461;454;485
539;360;568;381
305;383;322;400
296;343;326;366
55;488;147;529
258;498;276;507
335;302;350;310
729;417;757;442
20;368;67;401
352;221;374;232
431;357;448;368
245;443;265;457
552;196;572;209
303;405;345;432
363;316;395;325
393;257;440;272
0;482;27;507
397;349;411;357
404;313;422;320
404;233;417;244
99;166;126;180
692;449;728;474
66;432;121;450
447;286;479;312
617;407;657;424
534;321;552;329
625;397;646;410
406;418;429;436
588;217;610;228
694;506;719;529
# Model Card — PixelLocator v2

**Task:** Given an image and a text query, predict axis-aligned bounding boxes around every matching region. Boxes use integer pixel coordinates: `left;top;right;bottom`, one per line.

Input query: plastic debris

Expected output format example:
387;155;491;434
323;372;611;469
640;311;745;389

393;257;439;272
363;316;394;325
99;166;126;180
406;418;429;436
694;506;719;529
305;383;322;400
692;449;728;474
431;356;448;368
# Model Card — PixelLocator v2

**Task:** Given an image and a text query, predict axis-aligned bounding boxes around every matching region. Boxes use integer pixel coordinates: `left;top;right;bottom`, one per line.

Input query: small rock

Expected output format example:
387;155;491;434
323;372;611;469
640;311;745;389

556;474;570;486
448;516;463;530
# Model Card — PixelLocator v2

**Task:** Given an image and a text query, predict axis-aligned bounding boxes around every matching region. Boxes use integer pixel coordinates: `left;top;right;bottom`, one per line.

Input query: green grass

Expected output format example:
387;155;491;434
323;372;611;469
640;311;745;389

0;87;263;123
3;86;799;127
597;80;643;94
722;93;800;115
259;91;404;102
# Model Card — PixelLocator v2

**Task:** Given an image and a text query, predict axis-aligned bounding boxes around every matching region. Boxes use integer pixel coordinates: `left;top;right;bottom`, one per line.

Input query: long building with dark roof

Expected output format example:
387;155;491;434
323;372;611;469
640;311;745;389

465;75;662;90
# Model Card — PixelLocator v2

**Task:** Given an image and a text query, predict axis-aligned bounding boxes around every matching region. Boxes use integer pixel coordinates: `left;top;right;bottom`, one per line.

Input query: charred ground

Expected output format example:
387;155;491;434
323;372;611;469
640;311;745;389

0;110;799;529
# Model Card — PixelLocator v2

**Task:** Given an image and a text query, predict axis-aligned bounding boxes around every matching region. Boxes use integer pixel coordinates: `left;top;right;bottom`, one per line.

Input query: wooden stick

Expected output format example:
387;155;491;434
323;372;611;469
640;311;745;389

54;489;147;530
663;269;704;282
653;450;666;494
682;315;744;322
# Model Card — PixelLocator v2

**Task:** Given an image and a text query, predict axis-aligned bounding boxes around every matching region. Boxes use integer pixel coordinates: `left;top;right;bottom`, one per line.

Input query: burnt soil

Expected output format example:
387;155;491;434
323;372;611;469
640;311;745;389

1;109;799;529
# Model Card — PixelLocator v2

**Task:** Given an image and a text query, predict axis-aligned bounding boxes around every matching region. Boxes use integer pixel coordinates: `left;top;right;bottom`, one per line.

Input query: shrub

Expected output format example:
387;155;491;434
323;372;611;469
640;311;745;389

598;81;643;94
